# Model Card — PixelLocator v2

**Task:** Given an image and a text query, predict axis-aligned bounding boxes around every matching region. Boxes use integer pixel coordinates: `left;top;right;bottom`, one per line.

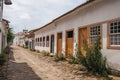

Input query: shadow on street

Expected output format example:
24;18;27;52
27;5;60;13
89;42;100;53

7;47;42;80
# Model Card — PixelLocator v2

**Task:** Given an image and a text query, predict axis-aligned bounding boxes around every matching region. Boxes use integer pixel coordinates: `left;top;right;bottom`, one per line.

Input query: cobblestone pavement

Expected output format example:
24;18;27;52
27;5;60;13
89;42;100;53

7;46;120;80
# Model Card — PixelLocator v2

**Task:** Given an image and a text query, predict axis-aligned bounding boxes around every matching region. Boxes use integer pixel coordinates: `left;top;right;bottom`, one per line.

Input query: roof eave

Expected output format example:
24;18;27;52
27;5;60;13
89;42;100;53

5;0;12;5
34;0;101;33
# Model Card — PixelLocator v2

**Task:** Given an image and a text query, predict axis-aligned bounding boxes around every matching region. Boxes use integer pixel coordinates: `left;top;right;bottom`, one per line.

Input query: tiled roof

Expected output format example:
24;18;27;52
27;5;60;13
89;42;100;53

34;0;95;32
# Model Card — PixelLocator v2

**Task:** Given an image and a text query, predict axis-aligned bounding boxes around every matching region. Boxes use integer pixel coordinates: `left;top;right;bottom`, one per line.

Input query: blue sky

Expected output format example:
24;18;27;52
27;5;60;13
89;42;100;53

3;0;87;33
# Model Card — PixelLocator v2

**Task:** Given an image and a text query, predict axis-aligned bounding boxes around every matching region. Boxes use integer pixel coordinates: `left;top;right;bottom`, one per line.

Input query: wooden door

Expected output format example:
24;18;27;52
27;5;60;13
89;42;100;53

57;33;62;54
51;35;54;53
66;30;73;57
79;27;88;56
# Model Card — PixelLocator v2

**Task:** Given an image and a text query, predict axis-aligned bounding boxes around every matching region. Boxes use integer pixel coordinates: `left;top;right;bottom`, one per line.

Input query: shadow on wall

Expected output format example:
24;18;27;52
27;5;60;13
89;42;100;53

7;47;42;80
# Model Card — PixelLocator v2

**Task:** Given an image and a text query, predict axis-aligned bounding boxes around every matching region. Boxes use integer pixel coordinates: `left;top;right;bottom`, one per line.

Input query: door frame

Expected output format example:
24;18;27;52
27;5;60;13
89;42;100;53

78;23;103;48
78;26;89;48
57;32;62;54
50;34;54;53
78;27;88;56
65;29;74;57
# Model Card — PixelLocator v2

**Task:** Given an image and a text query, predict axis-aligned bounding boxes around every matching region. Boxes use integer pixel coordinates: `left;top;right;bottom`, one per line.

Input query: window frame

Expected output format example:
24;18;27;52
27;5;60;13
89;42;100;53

37;38;39;46
36;38;37;42
35;38;38;46
89;24;102;45
78;23;103;48
67;31;73;38
65;29;74;57
40;37;42;46
58;33;62;39
39;37;41;46
107;18;120;49
43;37;45;47
46;36;49;47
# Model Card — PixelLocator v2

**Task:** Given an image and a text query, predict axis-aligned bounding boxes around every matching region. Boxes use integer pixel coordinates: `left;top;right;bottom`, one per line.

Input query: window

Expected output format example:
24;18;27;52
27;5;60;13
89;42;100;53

58;33;62;39
46;36;49;47
90;25;101;44
38;38;39;42
39;38;41;46
109;20;120;46
37;38;39;46
35;38;37;46
67;31;73;38
43;37;45;47
36;38;37;42
40;37;42;46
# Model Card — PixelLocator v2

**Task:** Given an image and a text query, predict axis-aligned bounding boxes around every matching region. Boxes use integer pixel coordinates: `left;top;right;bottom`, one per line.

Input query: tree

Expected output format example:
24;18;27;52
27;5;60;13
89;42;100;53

7;28;14;44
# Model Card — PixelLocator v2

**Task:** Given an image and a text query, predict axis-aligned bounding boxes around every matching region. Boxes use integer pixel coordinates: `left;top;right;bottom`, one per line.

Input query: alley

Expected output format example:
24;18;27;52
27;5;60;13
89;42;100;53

6;46;120;80
7;46;78;80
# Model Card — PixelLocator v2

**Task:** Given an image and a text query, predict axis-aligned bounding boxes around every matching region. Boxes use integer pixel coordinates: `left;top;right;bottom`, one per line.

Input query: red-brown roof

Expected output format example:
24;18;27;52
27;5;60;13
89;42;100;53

27;33;35;38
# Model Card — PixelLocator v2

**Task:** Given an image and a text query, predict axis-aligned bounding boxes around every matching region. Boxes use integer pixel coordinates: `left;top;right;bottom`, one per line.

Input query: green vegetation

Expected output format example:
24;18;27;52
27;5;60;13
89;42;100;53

36;50;40;53
29;49;36;52
54;54;65;62
0;47;8;66
77;38;111;79
30;49;36;52
41;50;50;56
68;55;80;64
22;45;28;49
7;28;14;44
0;53;6;66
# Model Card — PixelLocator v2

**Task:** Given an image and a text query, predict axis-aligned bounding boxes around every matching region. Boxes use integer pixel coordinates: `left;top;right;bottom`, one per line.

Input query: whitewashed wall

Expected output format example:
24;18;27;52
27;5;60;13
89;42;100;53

13;35;19;45
0;22;6;53
35;24;57;54
35;0;120;71
0;34;1;53
0;20;6;53
0;4;2;53
27;38;34;49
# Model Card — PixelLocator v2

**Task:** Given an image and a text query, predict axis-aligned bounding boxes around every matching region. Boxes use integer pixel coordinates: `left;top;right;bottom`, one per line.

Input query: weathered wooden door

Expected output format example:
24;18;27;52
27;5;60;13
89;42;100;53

79;27;88;56
51;35;54;53
57;33;62;54
66;30;73;57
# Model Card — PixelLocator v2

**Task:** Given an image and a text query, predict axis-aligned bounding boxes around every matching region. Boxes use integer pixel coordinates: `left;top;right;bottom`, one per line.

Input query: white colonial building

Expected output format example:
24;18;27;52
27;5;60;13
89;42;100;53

34;0;120;72
13;29;28;47
27;29;37;50
0;0;12;53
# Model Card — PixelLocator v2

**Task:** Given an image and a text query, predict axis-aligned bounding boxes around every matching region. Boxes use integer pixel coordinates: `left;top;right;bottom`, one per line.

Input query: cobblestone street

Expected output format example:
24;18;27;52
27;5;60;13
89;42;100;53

1;0;120;80
6;46;120;80
7;46;76;80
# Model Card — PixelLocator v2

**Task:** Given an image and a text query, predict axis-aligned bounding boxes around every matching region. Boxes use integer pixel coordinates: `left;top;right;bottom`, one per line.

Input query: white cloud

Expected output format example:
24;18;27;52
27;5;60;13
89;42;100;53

3;0;87;33
19;13;31;19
